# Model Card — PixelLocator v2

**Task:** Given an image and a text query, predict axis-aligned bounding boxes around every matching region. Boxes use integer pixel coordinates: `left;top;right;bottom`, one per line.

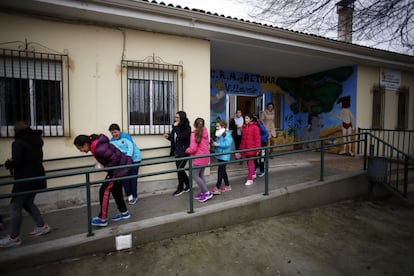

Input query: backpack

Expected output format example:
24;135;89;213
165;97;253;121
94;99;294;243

258;121;269;143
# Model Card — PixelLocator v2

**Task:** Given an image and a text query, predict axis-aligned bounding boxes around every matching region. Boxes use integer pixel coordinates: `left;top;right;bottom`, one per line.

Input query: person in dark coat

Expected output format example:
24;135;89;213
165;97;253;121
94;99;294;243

74;134;132;227
163;111;191;196
0;122;50;248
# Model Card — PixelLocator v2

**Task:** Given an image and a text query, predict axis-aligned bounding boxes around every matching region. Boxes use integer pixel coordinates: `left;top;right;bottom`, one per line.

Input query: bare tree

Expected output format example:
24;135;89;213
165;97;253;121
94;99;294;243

241;0;414;55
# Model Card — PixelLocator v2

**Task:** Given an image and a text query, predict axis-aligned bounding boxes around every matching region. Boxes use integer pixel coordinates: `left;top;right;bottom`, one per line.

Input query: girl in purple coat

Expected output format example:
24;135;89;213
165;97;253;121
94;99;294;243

240;113;261;186
185;118;213;203
74;134;132;227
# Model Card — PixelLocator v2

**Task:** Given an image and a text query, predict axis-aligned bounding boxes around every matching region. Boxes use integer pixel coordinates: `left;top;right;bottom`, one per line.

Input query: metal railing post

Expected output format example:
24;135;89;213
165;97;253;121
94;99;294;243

403;155;409;196
263;147;269;196
188;158;194;214
357;127;361;155
363;132;368;170
85;173;94;237
320;140;325;181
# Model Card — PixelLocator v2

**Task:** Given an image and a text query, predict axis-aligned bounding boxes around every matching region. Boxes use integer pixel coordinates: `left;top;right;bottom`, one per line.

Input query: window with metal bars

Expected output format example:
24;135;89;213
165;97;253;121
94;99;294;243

397;86;409;130
371;85;385;129
122;59;182;135
0;49;68;137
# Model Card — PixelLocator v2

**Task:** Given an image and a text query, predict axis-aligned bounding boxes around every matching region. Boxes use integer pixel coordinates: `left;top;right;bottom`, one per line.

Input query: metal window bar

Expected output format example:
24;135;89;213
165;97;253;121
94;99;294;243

371;85;385;129
397;87;409;130
0;48;68;137
122;58;182;135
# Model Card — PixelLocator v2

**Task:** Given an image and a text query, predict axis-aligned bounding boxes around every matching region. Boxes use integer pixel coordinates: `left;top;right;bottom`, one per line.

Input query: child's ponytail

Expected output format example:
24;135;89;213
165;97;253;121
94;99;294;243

194;118;205;144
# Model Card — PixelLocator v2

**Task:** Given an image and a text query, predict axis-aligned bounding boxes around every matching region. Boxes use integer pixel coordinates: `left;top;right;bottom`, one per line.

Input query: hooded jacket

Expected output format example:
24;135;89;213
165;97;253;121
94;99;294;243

240;122;261;157
168;122;191;157
5;128;46;193
185;127;210;166
91;134;132;178
214;130;233;161
110;132;142;162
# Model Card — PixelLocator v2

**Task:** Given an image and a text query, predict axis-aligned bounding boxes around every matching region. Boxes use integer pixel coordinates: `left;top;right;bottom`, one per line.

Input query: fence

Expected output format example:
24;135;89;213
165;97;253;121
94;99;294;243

1;132;411;236
358;128;414;158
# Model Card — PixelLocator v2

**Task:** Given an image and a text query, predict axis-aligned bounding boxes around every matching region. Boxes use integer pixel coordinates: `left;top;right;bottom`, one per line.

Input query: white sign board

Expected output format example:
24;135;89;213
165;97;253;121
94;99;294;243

380;68;401;91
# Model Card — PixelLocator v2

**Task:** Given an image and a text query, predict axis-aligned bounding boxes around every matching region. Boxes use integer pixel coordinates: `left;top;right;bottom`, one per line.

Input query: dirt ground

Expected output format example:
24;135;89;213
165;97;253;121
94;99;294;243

8;198;414;276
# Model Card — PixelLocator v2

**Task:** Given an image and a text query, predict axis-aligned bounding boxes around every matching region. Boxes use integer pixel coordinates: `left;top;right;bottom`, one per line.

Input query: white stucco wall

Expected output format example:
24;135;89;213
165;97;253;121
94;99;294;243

0;13;210;185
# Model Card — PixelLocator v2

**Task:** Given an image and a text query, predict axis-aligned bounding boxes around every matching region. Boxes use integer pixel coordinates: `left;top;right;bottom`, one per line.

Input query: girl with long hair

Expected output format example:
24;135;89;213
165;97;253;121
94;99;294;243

185;117;213;203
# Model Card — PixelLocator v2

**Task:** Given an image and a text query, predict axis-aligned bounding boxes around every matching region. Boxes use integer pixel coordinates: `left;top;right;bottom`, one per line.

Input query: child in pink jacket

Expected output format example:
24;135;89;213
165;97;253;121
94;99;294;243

240;113;261;186
185;117;212;203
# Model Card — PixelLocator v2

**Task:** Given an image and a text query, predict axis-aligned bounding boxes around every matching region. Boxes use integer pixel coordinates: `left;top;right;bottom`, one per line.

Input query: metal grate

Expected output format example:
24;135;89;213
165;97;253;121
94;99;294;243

371;85;385;129
397;86;409;130
0;48;69;137
121;57;183;135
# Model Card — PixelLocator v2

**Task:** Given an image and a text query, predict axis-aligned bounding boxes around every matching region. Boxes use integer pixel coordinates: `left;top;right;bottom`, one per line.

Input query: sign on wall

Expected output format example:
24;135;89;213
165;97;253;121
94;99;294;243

380;68;401;91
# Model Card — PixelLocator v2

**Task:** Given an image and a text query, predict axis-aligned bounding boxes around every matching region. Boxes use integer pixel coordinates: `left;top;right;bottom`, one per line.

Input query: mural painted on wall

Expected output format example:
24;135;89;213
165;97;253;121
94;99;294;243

210;66;357;156
210;70;282;122
277;66;357;155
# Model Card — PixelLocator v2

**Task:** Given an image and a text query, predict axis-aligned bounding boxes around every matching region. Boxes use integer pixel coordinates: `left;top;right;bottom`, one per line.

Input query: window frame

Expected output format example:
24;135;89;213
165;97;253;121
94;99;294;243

0;48;69;137
121;59;183;135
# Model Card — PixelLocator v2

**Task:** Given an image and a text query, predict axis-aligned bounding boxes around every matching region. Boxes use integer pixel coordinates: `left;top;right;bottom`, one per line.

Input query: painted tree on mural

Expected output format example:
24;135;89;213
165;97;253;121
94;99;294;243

276;66;353;115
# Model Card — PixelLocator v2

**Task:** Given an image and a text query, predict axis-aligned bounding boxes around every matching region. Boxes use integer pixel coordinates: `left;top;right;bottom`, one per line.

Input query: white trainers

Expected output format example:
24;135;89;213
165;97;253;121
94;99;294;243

29;224;51;237
245;180;254;186
128;195;137;205
0;236;22;248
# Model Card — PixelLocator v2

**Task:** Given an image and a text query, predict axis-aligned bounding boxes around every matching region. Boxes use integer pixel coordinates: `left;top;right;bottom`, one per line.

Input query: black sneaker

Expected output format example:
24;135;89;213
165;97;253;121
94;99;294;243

173;189;185;197
183;186;190;192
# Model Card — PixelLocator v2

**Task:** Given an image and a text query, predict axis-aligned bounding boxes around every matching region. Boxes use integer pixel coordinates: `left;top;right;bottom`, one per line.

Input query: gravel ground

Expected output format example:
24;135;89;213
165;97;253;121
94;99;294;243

9;198;414;276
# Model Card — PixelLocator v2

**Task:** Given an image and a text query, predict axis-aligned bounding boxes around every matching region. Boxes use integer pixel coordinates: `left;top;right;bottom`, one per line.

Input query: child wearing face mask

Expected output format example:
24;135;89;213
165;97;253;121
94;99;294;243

210;120;233;195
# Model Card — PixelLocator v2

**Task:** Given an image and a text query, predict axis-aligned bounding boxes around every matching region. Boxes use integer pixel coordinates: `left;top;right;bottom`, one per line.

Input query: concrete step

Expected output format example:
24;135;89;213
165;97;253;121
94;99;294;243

0;173;369;272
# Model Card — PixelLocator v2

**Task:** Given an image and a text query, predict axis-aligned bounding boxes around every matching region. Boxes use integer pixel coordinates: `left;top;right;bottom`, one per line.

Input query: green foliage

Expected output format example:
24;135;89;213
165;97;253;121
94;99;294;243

284;114;303;137
277;66;353;115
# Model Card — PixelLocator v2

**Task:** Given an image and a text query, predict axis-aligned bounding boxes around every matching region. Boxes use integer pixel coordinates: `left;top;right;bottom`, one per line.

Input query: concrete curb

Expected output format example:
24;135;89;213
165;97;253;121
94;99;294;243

0;170;369;271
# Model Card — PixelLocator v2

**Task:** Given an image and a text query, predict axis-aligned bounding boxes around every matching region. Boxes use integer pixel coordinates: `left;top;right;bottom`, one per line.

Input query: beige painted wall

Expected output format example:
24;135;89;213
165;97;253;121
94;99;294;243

357;65;414;130
0;13;210;183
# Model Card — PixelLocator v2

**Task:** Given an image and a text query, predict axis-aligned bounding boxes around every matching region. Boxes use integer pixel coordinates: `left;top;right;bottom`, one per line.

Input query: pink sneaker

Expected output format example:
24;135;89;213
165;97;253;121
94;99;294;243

211;186;221;195
220;185;231;193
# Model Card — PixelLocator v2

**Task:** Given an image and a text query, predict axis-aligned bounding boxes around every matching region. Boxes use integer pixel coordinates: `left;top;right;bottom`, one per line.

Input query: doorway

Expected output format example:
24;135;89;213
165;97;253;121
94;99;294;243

227;94;282;129
228;95;263;122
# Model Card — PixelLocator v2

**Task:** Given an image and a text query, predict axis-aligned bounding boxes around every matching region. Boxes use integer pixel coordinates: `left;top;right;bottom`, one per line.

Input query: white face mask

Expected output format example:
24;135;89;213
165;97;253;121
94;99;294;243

215;128;226;137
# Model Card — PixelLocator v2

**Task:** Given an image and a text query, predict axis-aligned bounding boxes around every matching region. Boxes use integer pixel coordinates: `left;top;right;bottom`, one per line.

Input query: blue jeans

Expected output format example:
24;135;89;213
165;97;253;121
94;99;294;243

122;162;140;198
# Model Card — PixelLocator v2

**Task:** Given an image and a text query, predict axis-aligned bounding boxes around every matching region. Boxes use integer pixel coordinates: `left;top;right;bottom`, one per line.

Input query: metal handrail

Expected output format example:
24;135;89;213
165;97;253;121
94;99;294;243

1;132;396;237
362;132;414;201
358;128;414;157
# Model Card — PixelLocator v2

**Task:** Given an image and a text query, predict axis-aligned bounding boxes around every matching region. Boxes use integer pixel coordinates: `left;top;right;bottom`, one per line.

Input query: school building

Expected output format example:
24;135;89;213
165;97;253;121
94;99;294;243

0;0;413;208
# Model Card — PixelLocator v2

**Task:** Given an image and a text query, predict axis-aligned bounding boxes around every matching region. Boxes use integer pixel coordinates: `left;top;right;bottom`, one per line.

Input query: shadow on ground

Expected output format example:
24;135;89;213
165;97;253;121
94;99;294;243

7;197;414;276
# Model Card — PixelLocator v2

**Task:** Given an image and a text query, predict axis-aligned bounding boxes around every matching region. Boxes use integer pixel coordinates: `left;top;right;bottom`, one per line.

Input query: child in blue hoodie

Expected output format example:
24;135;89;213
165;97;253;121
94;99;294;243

108;123;142;205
